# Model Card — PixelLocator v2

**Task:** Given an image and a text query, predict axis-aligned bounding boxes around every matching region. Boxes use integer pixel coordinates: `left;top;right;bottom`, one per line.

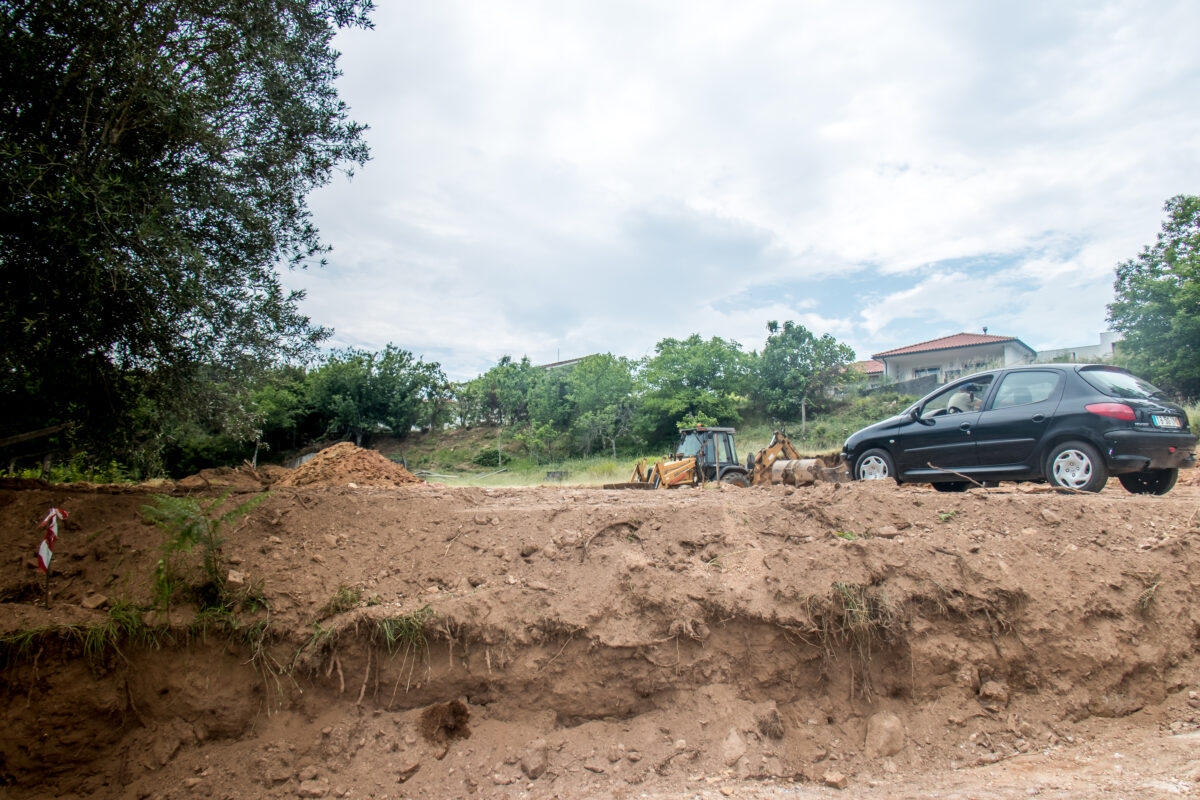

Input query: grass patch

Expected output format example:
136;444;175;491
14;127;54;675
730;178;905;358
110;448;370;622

374;606;435;655
821;581;897;700
0;601;168;673
316;585;363;621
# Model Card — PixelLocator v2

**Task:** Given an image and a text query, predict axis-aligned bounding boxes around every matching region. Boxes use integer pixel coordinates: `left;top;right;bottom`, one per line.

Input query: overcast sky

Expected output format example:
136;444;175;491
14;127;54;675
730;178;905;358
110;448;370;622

284;0;1200;380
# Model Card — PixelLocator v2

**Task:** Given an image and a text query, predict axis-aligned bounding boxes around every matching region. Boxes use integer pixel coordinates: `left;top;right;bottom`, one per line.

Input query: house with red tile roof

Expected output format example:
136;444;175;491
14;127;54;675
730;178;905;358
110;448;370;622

848;359;885;385
872;332;1036;383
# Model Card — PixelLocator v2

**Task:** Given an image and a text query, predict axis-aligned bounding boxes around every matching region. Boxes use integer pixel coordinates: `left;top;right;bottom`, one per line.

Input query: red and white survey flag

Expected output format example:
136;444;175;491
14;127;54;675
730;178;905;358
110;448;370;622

37;507;68;573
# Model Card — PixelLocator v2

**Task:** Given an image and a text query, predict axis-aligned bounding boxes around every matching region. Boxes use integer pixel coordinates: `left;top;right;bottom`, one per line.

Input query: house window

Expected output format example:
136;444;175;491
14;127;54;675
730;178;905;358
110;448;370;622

914;367;939;378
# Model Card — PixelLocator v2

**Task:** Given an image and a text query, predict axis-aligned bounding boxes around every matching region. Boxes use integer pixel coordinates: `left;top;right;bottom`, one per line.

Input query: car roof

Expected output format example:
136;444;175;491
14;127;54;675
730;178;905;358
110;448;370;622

958;363;1127;379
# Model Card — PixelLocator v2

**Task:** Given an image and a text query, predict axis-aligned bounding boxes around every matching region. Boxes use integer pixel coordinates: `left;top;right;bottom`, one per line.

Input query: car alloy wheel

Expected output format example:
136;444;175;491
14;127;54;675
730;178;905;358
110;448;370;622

1051;449;1093;489
1046;440;1107;492
855;449;893;481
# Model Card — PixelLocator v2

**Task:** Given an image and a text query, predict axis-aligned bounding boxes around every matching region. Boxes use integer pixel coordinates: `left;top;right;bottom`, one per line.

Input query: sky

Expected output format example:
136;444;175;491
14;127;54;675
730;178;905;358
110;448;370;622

284;0;1200;380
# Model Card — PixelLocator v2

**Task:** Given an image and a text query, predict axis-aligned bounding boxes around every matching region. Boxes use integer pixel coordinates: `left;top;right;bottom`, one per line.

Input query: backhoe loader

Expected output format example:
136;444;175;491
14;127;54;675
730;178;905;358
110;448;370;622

604;427;846;489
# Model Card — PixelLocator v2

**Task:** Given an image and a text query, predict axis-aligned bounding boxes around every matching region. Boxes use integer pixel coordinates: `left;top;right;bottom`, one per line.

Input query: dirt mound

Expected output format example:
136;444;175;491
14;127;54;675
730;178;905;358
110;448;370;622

1;478;1199;799
175;465;267;491
254;463;292;485
274;441;423;487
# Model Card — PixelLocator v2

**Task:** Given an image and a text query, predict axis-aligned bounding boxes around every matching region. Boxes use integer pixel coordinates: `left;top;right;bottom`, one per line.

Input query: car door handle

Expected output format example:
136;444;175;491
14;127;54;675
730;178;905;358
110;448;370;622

959;422;971;432
1031;414;1046;423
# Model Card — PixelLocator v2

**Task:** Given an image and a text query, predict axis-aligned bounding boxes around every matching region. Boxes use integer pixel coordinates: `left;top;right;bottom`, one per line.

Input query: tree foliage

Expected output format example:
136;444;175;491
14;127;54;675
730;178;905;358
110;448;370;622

306;346;446;445
1108;195;1200;397
0;0;373;453
636;335;752;443
757;320;856;419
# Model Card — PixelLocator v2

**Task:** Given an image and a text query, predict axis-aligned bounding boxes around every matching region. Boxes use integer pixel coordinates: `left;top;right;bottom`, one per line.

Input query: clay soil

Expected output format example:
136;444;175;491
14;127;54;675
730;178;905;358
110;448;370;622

1;445;1200;799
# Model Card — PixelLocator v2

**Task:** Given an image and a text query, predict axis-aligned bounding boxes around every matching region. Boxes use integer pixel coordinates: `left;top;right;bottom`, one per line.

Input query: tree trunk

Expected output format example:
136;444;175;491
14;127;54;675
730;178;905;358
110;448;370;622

801;397;807;439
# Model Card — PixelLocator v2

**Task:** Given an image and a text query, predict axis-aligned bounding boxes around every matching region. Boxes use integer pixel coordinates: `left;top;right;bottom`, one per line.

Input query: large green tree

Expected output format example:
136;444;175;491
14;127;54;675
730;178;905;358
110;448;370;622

635;334;752;443
757;320;855;427
307;346;445;446
566;354;636;456
0;0;373;457
1108;195;1200;397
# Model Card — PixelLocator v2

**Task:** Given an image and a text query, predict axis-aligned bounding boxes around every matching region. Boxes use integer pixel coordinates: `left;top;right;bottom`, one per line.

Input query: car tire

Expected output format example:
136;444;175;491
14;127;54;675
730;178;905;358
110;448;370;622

1117;468;1178;496
721;472;750;487
1045;441;1108;493
854;448;895;482
932;481;968;492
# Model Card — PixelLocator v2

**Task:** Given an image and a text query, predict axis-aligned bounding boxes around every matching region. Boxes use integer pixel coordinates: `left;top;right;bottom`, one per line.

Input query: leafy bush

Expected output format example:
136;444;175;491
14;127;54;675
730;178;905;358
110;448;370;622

472;448;501;467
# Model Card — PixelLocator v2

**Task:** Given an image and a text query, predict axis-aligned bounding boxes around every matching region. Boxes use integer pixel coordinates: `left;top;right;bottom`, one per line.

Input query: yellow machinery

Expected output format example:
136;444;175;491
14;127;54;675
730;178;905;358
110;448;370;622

605;427;846;489
747;430;848;486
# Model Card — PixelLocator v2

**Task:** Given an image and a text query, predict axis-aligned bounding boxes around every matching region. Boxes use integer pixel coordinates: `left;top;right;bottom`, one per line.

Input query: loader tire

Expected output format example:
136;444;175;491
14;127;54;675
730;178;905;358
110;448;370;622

720;473;749;488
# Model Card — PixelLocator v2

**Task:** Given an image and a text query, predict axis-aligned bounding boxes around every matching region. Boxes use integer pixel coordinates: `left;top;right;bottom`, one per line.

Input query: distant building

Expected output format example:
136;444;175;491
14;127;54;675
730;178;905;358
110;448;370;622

873;332;1036;383
535;355;594;370
847;359;885;386
1035;332;1123;363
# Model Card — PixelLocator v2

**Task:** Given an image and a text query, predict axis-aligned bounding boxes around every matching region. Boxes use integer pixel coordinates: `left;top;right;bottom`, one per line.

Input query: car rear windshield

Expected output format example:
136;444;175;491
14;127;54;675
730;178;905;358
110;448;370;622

1078;366;1163;400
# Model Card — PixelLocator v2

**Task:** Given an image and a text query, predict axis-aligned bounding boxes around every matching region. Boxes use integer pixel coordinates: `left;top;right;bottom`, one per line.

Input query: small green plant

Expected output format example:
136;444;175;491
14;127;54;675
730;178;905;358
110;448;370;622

937;510;958;523
8;453;133;484
142;489;270;611
374;606;436;655
703;550;746;571
316;585;363;621
834;530;857;541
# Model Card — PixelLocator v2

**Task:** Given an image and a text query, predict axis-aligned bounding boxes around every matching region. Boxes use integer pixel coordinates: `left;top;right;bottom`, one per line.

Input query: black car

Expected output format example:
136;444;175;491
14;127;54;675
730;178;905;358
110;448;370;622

841;364;1197;494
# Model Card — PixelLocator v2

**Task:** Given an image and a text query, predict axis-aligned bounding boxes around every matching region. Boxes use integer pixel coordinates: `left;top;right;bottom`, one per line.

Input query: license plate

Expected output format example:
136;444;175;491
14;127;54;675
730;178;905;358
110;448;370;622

1152;415;1181;428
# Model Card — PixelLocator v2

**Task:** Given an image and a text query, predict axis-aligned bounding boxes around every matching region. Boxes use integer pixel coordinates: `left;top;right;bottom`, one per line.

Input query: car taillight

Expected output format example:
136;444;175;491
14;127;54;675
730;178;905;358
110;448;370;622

1086;402;1136;420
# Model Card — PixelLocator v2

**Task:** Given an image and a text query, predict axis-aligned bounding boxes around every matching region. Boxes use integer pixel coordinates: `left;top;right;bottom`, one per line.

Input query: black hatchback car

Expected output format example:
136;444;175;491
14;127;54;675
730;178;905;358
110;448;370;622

841;364;1197;494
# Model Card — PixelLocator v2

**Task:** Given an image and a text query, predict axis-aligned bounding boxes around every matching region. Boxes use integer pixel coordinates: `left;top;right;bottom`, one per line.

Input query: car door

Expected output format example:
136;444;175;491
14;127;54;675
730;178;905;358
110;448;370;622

972;369;1065;471
893;375;995;477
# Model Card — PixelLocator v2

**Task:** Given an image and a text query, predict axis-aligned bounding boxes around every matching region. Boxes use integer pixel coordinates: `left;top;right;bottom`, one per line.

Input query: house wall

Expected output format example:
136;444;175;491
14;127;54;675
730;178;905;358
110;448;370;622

881;343;1034;382
1035;332;1123;363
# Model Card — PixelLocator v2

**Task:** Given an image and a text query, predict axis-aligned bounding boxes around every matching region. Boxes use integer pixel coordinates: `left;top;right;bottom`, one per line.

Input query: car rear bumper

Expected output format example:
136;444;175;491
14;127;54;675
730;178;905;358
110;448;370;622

1102;429;1198;473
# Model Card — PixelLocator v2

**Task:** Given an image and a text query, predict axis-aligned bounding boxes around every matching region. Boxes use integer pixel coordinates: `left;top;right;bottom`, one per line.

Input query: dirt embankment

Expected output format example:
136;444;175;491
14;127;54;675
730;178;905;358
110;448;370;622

1;452;1199;799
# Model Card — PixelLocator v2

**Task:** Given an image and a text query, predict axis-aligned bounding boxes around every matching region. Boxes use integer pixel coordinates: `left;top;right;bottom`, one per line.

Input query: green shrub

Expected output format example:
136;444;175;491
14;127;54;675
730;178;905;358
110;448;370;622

141;490;269;611
472;448;501;467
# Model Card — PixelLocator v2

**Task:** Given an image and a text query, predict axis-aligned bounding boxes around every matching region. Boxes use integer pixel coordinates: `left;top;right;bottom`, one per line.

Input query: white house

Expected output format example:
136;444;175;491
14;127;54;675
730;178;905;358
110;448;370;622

873;332;1036;383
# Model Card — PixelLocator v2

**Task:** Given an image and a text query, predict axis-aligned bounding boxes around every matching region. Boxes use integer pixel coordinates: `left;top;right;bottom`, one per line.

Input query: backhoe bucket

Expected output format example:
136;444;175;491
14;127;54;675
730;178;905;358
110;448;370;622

767;458;849;486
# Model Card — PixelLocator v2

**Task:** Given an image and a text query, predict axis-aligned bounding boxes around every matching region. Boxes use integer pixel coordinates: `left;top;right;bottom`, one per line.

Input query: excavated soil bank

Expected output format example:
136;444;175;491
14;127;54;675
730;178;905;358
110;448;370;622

1;476;1199;798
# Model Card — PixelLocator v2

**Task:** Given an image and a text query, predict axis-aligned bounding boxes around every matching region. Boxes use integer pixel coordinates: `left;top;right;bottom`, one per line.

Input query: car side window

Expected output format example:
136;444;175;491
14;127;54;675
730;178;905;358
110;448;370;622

990;371;1061;410
919;375;995;419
